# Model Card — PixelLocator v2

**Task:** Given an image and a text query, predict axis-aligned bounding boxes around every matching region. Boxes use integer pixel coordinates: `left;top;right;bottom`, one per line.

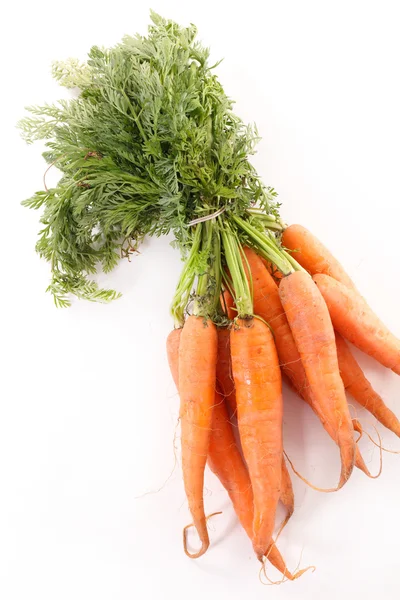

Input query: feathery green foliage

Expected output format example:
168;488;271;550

19;11;286;309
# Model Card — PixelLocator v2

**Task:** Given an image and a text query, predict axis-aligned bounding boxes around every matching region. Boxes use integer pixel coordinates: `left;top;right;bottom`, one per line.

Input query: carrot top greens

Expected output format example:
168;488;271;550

19;11;300;315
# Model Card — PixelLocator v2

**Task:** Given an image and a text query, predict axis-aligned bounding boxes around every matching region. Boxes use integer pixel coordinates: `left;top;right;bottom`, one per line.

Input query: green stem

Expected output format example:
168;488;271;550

246;209;283;231
282;249;308;274
211;228;222;317
193;224;222;319
239;243;254;308
220;222;253;317
171;224;202;327
194;221;214;316
232;215;294;275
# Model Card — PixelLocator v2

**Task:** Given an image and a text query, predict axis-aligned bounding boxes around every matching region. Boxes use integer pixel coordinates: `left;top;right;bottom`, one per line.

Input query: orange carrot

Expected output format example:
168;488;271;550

314;274;400;376
262;257;284;285
178;316;218;558
221;288;236;320
166;328;182;386
335;331;400;437
230;317;283;559
242;247;370;477
207;393;254;538
280;457;294;519
242;246;308;391
216;326;295;516
208;401;305;578
282;224;357;291
279;271;356;488
167;328;302;579
216;327;236;415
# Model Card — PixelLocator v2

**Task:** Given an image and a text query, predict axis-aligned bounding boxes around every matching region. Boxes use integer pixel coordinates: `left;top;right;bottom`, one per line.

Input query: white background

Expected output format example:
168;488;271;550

1;1;400;598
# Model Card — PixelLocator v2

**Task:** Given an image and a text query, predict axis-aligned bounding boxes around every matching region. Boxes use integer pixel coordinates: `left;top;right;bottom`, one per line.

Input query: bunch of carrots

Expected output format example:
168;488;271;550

19;13;400;582
166;223;400;579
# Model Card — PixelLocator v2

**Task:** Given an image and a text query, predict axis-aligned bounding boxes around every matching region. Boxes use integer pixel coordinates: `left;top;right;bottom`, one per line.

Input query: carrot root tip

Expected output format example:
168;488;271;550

182;511;222;559
292;565;316;580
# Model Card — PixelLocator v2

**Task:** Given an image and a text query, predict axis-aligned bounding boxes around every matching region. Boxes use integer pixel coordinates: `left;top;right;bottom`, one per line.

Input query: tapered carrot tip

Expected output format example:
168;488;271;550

259;554;315;584
182;531;209;559
292;565;316;580
182;511;222;559
335;331;400;438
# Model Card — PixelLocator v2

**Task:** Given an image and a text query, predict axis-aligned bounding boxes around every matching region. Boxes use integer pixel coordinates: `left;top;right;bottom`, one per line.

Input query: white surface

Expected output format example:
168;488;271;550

1;1;400;598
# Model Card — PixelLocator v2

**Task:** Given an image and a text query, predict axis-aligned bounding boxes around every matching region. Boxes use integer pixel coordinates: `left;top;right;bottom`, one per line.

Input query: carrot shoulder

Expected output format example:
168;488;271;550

314;274;400;376
178;316;218;558
230;317;283;559
279;271;356;488
335;331;400;437
282;224;357;291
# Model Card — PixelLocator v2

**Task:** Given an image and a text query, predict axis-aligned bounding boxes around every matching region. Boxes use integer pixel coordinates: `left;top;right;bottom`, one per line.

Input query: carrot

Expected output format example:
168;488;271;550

335;331;400;437
262;258;284;285
216;326;236;415
216;326;295;515
221;288;236;320
166;328;182;386
280;457;294;519
242;247;370;477
282;224;357;291
314;274;400;376
178;315;218;558
207;393;253;538
279;271;356;488
242;246;308;391
211;415;300;574
230;317;283;559
208;396;302;578
167;328;303;579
